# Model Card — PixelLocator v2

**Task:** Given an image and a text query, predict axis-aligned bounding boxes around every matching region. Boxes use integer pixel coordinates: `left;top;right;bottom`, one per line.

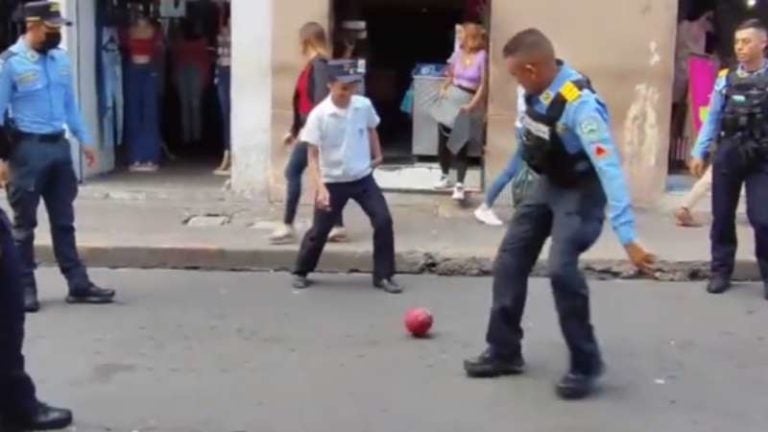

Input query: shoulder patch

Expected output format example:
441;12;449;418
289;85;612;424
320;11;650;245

718;68;729;78
577;114;608;141
560;81;582;103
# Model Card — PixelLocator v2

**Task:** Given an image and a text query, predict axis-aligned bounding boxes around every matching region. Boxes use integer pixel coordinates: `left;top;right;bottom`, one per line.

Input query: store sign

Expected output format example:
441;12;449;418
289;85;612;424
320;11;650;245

687;55;717;134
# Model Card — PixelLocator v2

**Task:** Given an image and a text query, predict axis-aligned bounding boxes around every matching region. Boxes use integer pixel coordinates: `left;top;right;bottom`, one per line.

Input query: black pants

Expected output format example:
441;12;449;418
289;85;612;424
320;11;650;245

294;175;395;281
485;176;605;374
0;209;37;418
710;143;768;280
6;137;91;296
438;124;468;184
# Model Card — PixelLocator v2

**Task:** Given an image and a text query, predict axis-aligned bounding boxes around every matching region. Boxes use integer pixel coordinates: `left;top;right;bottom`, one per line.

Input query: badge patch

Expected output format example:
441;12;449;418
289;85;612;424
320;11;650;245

16;71;39;85
578;116;605;140
592;143;609;159
540;90;554;105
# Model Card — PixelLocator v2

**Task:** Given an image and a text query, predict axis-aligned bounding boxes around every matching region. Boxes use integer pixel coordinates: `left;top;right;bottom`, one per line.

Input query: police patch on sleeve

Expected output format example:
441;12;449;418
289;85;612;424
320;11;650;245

577;115;607;141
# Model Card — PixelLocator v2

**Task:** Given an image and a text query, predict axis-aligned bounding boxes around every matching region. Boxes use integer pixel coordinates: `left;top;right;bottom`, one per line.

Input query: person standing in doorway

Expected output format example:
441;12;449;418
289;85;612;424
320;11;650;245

432;23;488;201
463;29;655;399
0;1;116;313
214;17;232;176
172;21;211;149
269;22;346;245
125;15;163;172
689;19;768;300
292;61;401;294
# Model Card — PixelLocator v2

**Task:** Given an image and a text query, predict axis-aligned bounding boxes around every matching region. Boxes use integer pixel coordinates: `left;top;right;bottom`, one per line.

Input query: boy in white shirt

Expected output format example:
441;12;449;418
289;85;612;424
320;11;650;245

293;61;402;294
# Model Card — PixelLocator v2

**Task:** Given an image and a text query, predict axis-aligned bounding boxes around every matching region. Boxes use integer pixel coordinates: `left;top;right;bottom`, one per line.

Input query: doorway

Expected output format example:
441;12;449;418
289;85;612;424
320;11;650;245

667;0;767;192
331;0;490;191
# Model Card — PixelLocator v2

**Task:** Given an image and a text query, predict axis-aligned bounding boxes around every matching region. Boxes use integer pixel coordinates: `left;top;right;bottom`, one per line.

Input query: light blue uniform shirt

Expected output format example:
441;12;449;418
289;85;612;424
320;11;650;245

300;95;380;184
691;61;768;160
0;37;92;147
514;63;637;245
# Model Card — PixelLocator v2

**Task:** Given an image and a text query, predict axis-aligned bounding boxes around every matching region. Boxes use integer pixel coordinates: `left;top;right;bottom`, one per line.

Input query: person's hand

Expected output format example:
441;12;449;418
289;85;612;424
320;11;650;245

283;133;297;146
460;104;473;113
0;161;9;188
315;186;331;211
371;157;383;169
624;242;657;276
83;148;98;168
689;157;706;178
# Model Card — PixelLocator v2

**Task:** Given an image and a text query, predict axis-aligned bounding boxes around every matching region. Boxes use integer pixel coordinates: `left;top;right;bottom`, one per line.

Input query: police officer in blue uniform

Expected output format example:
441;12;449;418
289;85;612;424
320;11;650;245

463;29;655;400
690;19;768;300
0;1;115;313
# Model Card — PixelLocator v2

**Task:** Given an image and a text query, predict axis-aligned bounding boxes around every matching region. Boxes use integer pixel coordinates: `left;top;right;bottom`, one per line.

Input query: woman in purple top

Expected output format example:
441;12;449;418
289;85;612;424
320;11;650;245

432;23;488;201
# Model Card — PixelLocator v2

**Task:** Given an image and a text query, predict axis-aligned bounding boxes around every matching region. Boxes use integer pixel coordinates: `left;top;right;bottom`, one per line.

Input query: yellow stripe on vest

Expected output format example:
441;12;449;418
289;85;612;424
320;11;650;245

560;81;582;103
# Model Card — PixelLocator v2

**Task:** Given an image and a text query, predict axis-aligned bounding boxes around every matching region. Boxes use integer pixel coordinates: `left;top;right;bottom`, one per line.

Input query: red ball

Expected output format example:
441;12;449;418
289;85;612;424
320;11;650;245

404;308;433;338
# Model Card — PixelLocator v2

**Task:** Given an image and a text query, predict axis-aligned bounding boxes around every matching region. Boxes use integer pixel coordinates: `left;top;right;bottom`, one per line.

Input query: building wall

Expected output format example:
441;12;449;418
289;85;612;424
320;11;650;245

487;0;678;206
253;0;678;206
230;0;273;198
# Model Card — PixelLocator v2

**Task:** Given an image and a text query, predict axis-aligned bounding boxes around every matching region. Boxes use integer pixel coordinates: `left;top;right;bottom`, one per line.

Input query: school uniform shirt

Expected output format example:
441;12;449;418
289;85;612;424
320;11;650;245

299;95;381;184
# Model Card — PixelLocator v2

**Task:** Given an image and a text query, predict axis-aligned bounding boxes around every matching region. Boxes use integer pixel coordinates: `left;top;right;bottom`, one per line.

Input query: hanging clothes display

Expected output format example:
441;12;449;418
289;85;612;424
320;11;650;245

159;0;187;18
100;27;125;149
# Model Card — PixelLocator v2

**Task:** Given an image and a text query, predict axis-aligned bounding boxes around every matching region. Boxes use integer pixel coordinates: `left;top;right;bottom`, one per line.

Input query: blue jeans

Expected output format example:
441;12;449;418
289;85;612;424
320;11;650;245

284;142;343;227
217;66;231;150
0;208;37;417
126;64;161;164
99;28;124;149
6;137;91;295
485;150;523;207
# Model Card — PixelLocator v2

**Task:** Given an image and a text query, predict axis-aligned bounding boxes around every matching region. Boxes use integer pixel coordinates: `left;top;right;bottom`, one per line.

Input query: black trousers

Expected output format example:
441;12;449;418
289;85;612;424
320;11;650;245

0;208;37;418
294;175;395;281
438;124;469;184
710;143;768;280
485;176;605;374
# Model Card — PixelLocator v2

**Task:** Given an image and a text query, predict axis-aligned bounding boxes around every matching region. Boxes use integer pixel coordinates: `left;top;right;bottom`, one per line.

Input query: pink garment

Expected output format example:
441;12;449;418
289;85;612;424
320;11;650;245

449;50;487;90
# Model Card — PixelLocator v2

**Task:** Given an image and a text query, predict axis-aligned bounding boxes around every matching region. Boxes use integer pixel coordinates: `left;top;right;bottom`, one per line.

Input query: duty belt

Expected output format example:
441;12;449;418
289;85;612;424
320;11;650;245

14;130;66;143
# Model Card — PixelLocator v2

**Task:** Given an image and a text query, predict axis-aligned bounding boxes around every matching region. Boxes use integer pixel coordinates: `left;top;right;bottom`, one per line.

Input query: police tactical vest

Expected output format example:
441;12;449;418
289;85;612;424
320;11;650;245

721;67;768;144
520;78;596;188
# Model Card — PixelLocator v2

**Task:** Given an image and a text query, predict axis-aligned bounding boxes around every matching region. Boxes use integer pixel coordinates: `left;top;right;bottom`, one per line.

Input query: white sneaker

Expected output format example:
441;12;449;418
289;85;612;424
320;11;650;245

269;225;296;244
434;175;452;190
474;204;504;226
452;184;466;201
328;226;349;243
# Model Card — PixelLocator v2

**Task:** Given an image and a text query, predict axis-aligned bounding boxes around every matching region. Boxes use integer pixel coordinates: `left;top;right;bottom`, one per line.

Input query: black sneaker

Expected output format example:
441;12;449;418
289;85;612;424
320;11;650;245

555;360;606;400
706;277;731;295
464;349;526;378
292;275;311;289
66;285;115;304
373;278;403;294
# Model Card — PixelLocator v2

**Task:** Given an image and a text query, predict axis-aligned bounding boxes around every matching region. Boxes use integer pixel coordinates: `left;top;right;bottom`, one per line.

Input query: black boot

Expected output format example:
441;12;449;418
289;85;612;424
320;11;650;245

66;284;115;304
464;348;525;378
2;402;73;431
555;358;605;400
23;287;40;313
706;276;731;295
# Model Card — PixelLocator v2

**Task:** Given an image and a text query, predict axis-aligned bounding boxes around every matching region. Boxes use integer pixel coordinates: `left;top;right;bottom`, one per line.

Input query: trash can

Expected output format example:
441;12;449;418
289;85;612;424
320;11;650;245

411;63;447;156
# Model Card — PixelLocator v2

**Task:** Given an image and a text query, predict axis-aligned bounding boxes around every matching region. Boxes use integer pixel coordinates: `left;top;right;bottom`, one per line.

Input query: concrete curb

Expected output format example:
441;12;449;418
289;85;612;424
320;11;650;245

34;245;762;281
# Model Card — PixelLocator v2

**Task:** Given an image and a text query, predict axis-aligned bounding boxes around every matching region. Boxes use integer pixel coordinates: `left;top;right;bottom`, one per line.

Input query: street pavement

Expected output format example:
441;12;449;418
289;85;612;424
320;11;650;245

22;269;768;432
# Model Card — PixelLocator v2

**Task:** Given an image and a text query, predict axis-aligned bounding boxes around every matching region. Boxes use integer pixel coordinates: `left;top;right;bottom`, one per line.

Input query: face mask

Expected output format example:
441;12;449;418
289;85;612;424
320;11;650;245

38;31;62;53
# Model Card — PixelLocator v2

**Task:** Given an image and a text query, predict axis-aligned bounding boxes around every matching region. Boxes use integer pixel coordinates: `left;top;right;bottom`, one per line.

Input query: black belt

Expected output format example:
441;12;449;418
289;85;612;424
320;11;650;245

15;130;66;143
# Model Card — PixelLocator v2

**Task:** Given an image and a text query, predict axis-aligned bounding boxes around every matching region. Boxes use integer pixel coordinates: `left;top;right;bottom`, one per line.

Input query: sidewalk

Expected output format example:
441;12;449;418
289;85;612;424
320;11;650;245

0;172;759;281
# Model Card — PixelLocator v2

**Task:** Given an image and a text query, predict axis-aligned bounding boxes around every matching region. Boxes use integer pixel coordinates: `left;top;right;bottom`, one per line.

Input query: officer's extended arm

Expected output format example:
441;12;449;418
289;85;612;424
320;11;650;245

63;69;93;148
691;75;726;160
0;58;14;159
573;102;637;246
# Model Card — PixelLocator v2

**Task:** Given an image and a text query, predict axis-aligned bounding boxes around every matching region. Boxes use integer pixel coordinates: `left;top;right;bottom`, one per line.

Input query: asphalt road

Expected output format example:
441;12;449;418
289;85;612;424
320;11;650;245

20;269;768;432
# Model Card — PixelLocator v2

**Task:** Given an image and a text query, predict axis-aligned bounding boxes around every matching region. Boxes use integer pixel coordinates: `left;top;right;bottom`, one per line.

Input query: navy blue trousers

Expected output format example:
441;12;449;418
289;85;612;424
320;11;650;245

486;176;605;374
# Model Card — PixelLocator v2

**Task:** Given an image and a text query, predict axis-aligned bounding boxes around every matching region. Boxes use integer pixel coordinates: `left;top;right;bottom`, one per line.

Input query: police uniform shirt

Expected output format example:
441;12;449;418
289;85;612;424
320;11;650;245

691;61;768;160
299;94;380;184
0;37;92;146
516;63;637;245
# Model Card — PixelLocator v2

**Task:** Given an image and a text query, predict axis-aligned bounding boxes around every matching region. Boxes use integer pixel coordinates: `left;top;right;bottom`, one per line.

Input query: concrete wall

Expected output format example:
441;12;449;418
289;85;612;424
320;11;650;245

230;0;273;198
487;0;678;206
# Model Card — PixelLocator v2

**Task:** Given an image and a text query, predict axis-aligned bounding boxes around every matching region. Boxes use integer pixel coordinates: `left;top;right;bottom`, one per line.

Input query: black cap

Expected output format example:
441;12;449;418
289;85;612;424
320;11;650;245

328;60;363;84
22;1;72;27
